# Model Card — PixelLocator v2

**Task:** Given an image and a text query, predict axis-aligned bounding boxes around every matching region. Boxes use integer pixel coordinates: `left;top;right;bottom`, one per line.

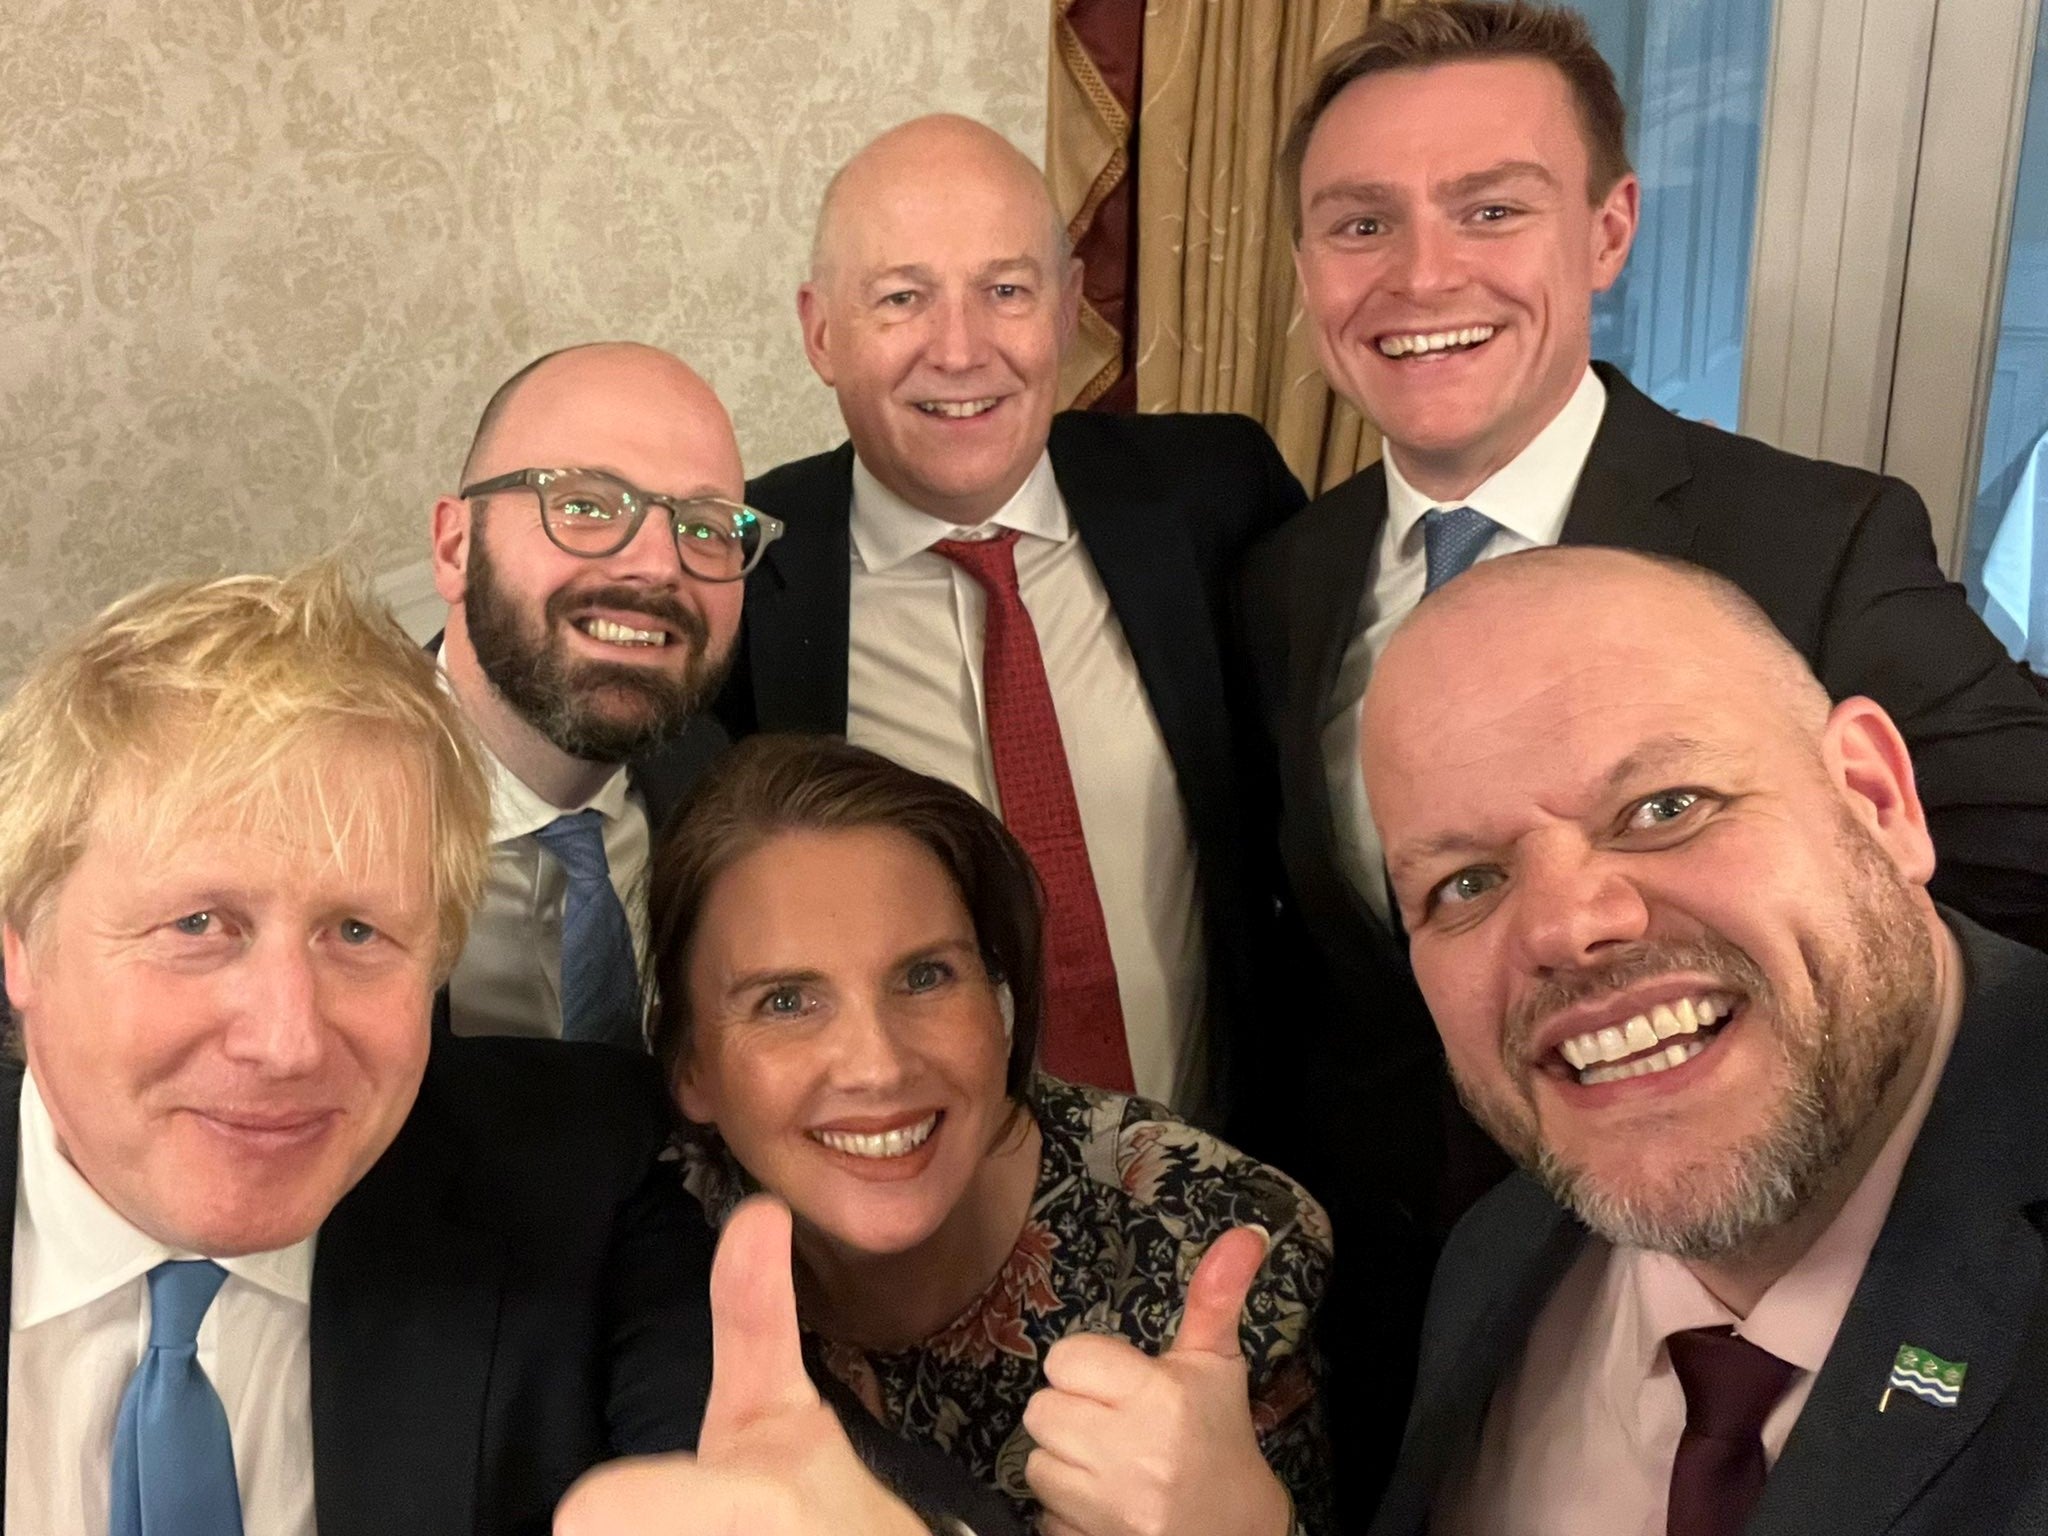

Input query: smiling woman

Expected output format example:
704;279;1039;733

644;735;1335;1535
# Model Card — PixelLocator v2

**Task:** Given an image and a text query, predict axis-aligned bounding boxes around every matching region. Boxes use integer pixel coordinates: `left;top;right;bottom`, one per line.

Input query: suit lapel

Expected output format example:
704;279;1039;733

1753;925;2048;1535
1373;1189;1591;1535
1560;364;1703;558
310;1089;507;1536
1050;428;1238;858
1281;468;1405;959
745;446;855;733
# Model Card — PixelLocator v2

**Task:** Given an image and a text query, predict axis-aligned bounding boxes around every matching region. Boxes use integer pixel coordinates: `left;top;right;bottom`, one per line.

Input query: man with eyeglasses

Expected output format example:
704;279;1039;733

431;342;779;1047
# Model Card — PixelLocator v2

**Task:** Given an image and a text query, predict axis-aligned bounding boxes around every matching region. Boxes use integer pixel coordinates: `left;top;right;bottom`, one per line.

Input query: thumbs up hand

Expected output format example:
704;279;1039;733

1021;1227;1292;1536
555;1196;927;1536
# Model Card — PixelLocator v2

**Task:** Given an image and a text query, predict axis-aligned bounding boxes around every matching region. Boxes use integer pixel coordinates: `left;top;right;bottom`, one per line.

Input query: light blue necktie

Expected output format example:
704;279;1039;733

1422;505;1500;594
533;809;642;1048
109;1260;243;1536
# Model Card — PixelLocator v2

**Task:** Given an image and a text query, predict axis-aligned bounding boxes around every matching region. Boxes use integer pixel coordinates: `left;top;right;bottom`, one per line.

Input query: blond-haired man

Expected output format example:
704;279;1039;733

0;563;718;1535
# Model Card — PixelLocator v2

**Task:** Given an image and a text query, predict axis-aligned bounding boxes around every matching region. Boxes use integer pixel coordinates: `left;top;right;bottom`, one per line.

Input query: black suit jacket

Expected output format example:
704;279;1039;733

0;1037;1022;1536
722;410;1307;1123
1370;918;2048;1535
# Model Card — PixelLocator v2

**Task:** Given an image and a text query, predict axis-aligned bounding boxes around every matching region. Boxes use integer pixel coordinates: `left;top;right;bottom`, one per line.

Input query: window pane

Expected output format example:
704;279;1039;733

1965;14;2048;668
1579;0;1776;429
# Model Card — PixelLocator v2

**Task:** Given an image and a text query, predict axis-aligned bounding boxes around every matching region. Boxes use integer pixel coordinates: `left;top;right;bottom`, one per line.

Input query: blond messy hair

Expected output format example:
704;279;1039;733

0;560;491;980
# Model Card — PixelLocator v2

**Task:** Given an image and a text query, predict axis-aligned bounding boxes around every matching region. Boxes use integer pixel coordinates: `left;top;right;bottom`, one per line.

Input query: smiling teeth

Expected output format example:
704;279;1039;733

812;1114;938;1159
1555;994;1733;1076
1580;1038;1709;1087
1378;325;1497;357
581;618;666;647
916;399;998;418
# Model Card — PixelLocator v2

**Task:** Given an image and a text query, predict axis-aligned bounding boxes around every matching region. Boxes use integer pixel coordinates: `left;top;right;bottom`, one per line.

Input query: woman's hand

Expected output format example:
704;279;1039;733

1021;1227;1293;1536
556;1197;929;1536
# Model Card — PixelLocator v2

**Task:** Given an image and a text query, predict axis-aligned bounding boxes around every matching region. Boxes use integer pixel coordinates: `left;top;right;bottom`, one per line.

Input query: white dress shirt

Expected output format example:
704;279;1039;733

845;452;1209;1113
8;1071;317;1536
1322;367;1608;919
445;714;651;1040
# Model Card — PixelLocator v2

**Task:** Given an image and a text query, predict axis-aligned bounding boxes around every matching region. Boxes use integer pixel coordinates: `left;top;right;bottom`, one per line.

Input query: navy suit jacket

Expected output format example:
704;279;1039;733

1370;918;2048;1535
720;410;1307;1127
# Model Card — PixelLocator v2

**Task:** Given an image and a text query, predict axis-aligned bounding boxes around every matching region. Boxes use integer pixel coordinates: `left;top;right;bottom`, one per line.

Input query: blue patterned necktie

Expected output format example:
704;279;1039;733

109;1260;244;1536
1422;505;1500;594
533;809;642;1048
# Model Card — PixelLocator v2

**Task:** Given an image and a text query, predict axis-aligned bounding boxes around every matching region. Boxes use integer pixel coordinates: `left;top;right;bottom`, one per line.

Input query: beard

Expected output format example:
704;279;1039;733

464;528;733;764
1453;808;1938;1262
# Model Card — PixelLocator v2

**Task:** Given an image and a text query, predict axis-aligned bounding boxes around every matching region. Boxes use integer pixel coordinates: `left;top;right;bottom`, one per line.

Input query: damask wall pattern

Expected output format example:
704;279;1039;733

0;0;1049;681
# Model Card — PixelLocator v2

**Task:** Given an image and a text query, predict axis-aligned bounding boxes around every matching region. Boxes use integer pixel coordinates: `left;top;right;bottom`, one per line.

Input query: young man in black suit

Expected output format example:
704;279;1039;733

1360;546;2048;1535
724;115;1305;1129
0;563;1009;1536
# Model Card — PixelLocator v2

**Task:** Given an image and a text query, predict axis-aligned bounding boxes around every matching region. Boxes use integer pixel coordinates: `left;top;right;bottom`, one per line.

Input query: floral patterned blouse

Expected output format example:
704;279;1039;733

682;1076;1335;1534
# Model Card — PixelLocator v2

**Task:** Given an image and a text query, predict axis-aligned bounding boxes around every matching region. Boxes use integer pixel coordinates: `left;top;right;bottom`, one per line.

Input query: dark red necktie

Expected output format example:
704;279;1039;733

1666;1326;1799;1536
934;529;1134;1092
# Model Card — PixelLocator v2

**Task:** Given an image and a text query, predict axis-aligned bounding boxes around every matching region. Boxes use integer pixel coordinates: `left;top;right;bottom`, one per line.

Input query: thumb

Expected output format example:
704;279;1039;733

1168;1225;1269;1359
701;1194;819;1448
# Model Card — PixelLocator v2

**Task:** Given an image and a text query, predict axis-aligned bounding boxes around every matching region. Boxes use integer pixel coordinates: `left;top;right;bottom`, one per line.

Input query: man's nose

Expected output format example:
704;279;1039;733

221;939;327;1077
1507;838;1651;976
1389;218;1465;298
926;294;989;372
601;502;692;585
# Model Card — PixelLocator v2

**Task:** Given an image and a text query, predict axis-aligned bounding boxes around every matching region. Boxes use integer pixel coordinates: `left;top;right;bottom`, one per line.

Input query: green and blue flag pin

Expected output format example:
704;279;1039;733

1880;1344;1966;1412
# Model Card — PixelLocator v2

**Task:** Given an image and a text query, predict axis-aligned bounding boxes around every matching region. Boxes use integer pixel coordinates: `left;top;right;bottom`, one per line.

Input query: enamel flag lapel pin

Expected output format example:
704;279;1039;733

1880;1344;1966;1412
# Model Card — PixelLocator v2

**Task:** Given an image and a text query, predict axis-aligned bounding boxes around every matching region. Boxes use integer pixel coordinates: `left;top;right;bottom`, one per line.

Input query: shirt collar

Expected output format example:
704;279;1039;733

1617;982;1964;1378
435;654;631;844
13;1069;315;1330
1384;365;1607;553
848;451;1068;573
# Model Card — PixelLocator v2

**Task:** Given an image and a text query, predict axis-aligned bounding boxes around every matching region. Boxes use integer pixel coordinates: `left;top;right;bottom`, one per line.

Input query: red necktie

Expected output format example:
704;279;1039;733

1666;1326;1799;1536
934;529;1134;1092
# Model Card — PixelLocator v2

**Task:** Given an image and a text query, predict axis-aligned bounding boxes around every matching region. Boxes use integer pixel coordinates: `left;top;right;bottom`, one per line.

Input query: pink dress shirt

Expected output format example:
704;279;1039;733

1435;1000;1961;1536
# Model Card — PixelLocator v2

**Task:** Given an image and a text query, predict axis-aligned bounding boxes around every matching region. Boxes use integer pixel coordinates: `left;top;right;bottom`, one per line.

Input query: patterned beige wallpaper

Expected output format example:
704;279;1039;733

0;0;1048;680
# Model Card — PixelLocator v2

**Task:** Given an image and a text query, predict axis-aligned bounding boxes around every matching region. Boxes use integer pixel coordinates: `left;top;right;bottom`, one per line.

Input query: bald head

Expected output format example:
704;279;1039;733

458;342;741;494
809;114;1069;285
1367;548;1830;800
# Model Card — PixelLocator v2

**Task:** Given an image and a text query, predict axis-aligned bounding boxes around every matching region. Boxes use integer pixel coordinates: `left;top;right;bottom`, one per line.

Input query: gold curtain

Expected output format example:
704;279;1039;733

1047;0;1134;410
1135;0;1387;493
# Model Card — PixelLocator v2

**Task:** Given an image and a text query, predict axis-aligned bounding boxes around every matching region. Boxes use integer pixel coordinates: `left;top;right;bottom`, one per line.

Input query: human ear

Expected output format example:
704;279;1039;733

429;495;473;605
1821;696;1935;885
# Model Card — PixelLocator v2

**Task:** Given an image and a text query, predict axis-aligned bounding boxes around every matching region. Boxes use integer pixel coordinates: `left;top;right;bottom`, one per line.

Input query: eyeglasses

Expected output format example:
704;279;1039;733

459;467;784;583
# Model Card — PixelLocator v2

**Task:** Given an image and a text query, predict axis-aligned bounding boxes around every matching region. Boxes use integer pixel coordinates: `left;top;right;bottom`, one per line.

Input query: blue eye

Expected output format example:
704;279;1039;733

1627;790;1702;830
1433;868;1504;908
760;986;807;1018
904;959;953;992
338;919;378;946
172;912;213;936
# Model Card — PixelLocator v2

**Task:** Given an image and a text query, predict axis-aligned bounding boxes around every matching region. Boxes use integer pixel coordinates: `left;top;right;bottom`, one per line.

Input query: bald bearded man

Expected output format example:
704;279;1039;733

431;343;762;1046
1362;548;2048;1536
720;116;1306;1131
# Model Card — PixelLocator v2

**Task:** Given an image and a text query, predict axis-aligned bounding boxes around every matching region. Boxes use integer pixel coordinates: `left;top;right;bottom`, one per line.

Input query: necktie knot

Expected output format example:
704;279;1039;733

146;1259;228;1351
933;527;1024;596
1422;505;1498;594
1668;1326;1798;1437
533;808;609;880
